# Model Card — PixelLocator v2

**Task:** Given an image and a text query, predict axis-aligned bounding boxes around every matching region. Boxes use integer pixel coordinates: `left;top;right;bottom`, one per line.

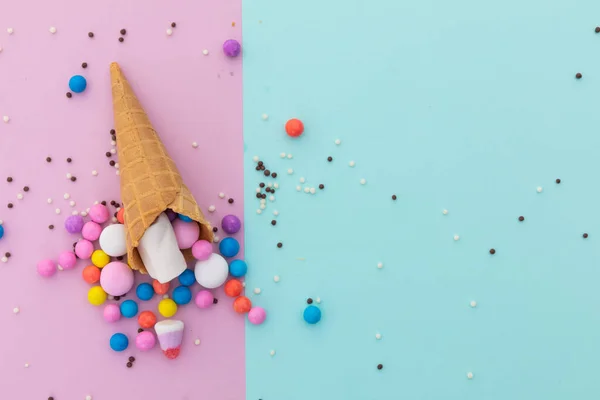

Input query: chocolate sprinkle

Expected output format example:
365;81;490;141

327;156;333;162
48;397;54;400
23;186;29;192
258;161;264;166
88;32;94;38
259;183;265;188
261;194;267;199
228;198;234;204
596;27;600;33
319;184;325;190
118;37;124;43
128;356;135;362
101;201;107;205
66;92;72;98
81;62;88;68
576;73;582;79
277;242;283;248
109;160;116;166
137;328;144;333
5;252;11;258
307;298;313;304
518;216;524;222
117;256;124;261
114;296;120;301
377;364;383;370
171;22;177;28
264;170;270;176
70;176;77;182
110;129;116;135
556;178;561;184
110;200;116;206
66;158;72;163
271;220;276;226
126;362;132;368
213;298;219;304
6;177;12;182
212;227;218;232
392;194;397;200
255;193;261;199
7;203;13;209
489;248;496;255
46;157;52;162
583;233;589;238
106;152;111;157
120;29;127;35
49;225;54;230
271;172;277;178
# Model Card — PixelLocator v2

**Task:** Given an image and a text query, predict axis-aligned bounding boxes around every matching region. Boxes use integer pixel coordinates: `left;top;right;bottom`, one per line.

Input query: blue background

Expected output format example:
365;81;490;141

243;0;600;399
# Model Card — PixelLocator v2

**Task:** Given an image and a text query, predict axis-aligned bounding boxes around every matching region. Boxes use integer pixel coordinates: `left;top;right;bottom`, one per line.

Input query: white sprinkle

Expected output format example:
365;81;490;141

218;192;225;198
273;210;279;216
0;220;3;225
274;183;279;189
261;114;268;120
286;154;293;159
296;185;301;191
315;297;321;304
252;156;259;162
110;148;116;154
162;294;169;299
442;209;448;215
256;209;262;214
208;205;216;212
0;47;2;52
7;28;13;35
86;208;90;212
55;208;61;215
255;187;261;193
166;28;173;36
1;256;8;263
467;372;473;379
49;26;57;34
16;193;23;200
13;307;19;314
267;182;273;188
375;333;382;340
349;161;355;167
69;201;76;207
213;235;220;243
80;211;88;217
72;211;79;216
273;275;280;282
192;142;198;148
194;339;201;345
63;193;70;200
94;201;99;205
303;187;310;193
47;198;53;204
299;177;306;183
86;396;93;400
260;199;266;205
335;139;341;145
253;288;261;294
454;235;460;241
287;168;293;175
269;195;275;201
536;186;543;193
260;204;266;210
310;188;316;194
92;170;98;176
3;115;10;123
110;140;116;146
66;173;72;179
377;262;383;269
269;350;276;356
116;170;120;176
57;265;63;271
470;301;477;308
202;49;209;55
280;152;286;158
242;282;246;288
24;363;29;368
360;178;367;185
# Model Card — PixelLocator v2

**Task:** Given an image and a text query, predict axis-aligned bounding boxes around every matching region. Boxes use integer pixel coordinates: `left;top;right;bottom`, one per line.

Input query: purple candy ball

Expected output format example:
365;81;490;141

221;214;241;234
64;215;85;234
222;39;241;57
166;209;177;222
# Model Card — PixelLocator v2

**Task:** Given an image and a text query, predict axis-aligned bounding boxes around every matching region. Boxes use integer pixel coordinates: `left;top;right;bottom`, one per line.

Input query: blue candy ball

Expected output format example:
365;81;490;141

136;283;154;301
219;237;240;258
229;259;247;277
178;214;193;222
0;225;4;240
303;305;321;324
172;285;192;305
68;75;87;93
120;300;138;318
109;333;129;352
178;269;196;286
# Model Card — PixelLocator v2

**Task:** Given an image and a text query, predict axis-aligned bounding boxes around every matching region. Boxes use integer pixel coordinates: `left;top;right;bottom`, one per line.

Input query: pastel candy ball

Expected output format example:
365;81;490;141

103;304;121;323
229;259;247;277
233;296;252;314
100;261;134;296
99;224;127;257
116;208;125;224
248;306;267;325
303;305;321;324
152;280;170;295
37;259;57;277
135;331;156;351
64;215;85;234
91;250;110;268
75;239;94;260
224;279;243;297
158;298;178;317
194;253;229;289
0;224;4;240
223;39;241;57
285;118;304;137
82;265;101;284
195;290;214;309
172;219;200;249
89;203;110;224
136;283;154;301
219;237;240;258
192;240;213;261
177;213;193;222
178;269;196;286
120;300;139;318
172;286;192;305
109;333;128;352
88;286;107;306
221;214;241;234
82;221;102;241
138;310;157;328
68;75;87;93
58;251;77;270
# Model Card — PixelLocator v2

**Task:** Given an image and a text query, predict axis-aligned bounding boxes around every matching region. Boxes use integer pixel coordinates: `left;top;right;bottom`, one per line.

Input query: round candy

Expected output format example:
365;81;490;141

172;286;192;305
248;306;267;325
178;269;196;286
228;259;247;277
219;237;240;258
103;304;121;323
303;305;321;324
223;39;242;57
136;283;154;301
100;262;134;296
37;259;57;277
91;250;110;268
120;299;138;318
89;203;110;224
195;290;214;309
138;310;157;328
109;333;128;352
177;213;193;222
58;251;77;270
192;240;212;261
233;296;252;314
0;224;4;240
64;215;85;234
69;75;87;93
75;239;94;259
172;219;200;249
88;286;107;306
285;118;304;137
116;208;125;224
135;331;156;351
152;280;170;295
82;265;101;284
82;221;102;241
166;209;177;221
158;298;178;317
221;214;241;234
194;253;229;289
224;279;243;297
99;224;127;257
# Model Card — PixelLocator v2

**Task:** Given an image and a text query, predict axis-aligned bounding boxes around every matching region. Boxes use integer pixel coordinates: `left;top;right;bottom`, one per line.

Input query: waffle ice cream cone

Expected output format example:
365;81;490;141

110;62;213;274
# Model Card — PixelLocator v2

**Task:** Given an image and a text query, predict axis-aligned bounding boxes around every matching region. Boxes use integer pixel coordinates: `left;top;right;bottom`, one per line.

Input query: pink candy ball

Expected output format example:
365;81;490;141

103;304;121;323
58;251;77;270
37;259;57;277
195;290;214;309
172;219;200;250
248;307;267;325
100;261;134;296
82;221;102;241
192;240;213;261
75;239;94;259
89;204;110;224
135;331;156;351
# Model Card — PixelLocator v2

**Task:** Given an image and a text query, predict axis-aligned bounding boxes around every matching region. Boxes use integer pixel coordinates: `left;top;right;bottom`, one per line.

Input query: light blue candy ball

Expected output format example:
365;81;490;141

229;259;247;277
109;333;129;352
178;269;196;286
136;283;154;301
178;214;193;222
68;75;87;93
172;285;192;305
0;225;4;240
219;237;240;258
120;300;138;318
303;305;321;324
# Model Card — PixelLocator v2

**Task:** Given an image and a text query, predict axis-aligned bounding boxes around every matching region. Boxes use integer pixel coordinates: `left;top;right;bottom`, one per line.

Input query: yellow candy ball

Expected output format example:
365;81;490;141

88;286;107;306
158;298;178;317
91;250;110;268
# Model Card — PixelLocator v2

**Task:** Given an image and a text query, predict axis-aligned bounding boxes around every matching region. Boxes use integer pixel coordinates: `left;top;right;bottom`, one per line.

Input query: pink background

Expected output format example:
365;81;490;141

0;0;244;399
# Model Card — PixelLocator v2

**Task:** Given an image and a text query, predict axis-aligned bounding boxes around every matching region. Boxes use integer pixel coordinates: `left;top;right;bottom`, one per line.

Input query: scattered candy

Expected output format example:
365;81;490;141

138;310;157;328
219;237;240;257
221;214;242;234
91;249;110;268
136;331;156;351
195;290;214;308
360;178;367;185
136;283;154;301
68;75;87;93
303;305;321;324
172;219;200;249
191;239;213;261
375;333;382;340
99;224;127;257
88;286;107;306
349;161;355;167
273;275;280;282
103;304;121;323
158;298;178;317
248;306;266;325
202;49;209;55
89;203;110;224
222;39;241;57
37;259;57;278
109;333;129;352
64;215;84;234
75;239;94;259
116;208;125;223
208;205;216;212
152;280;170;295
120;300;139;318
58;250;77;270
233;296;252;314
195;253;229;288
82;221;102;241
335;139;341;145
155;319;184;359
285;118;304;137
100;261;134;296
49;26;57;34
172;286;192;305
82;265;101;284
229;259;247;277
224;279;243;297
166;28;173;36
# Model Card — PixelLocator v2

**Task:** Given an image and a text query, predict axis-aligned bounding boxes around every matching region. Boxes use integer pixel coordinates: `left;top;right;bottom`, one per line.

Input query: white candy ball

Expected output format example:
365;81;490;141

99;224;127;257
194;253;228;289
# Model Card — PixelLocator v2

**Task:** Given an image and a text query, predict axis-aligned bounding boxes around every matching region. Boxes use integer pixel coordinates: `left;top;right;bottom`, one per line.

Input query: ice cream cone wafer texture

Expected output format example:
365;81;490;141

110;62;213;275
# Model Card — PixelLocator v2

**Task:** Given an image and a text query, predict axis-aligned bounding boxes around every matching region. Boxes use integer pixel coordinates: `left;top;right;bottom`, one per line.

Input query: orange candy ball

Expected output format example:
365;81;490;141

117;208;125;224
285;118;304;137
82;265;101;284
233;296;252;314
224;279;243;297
138;310;157;329
152;280;170;295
